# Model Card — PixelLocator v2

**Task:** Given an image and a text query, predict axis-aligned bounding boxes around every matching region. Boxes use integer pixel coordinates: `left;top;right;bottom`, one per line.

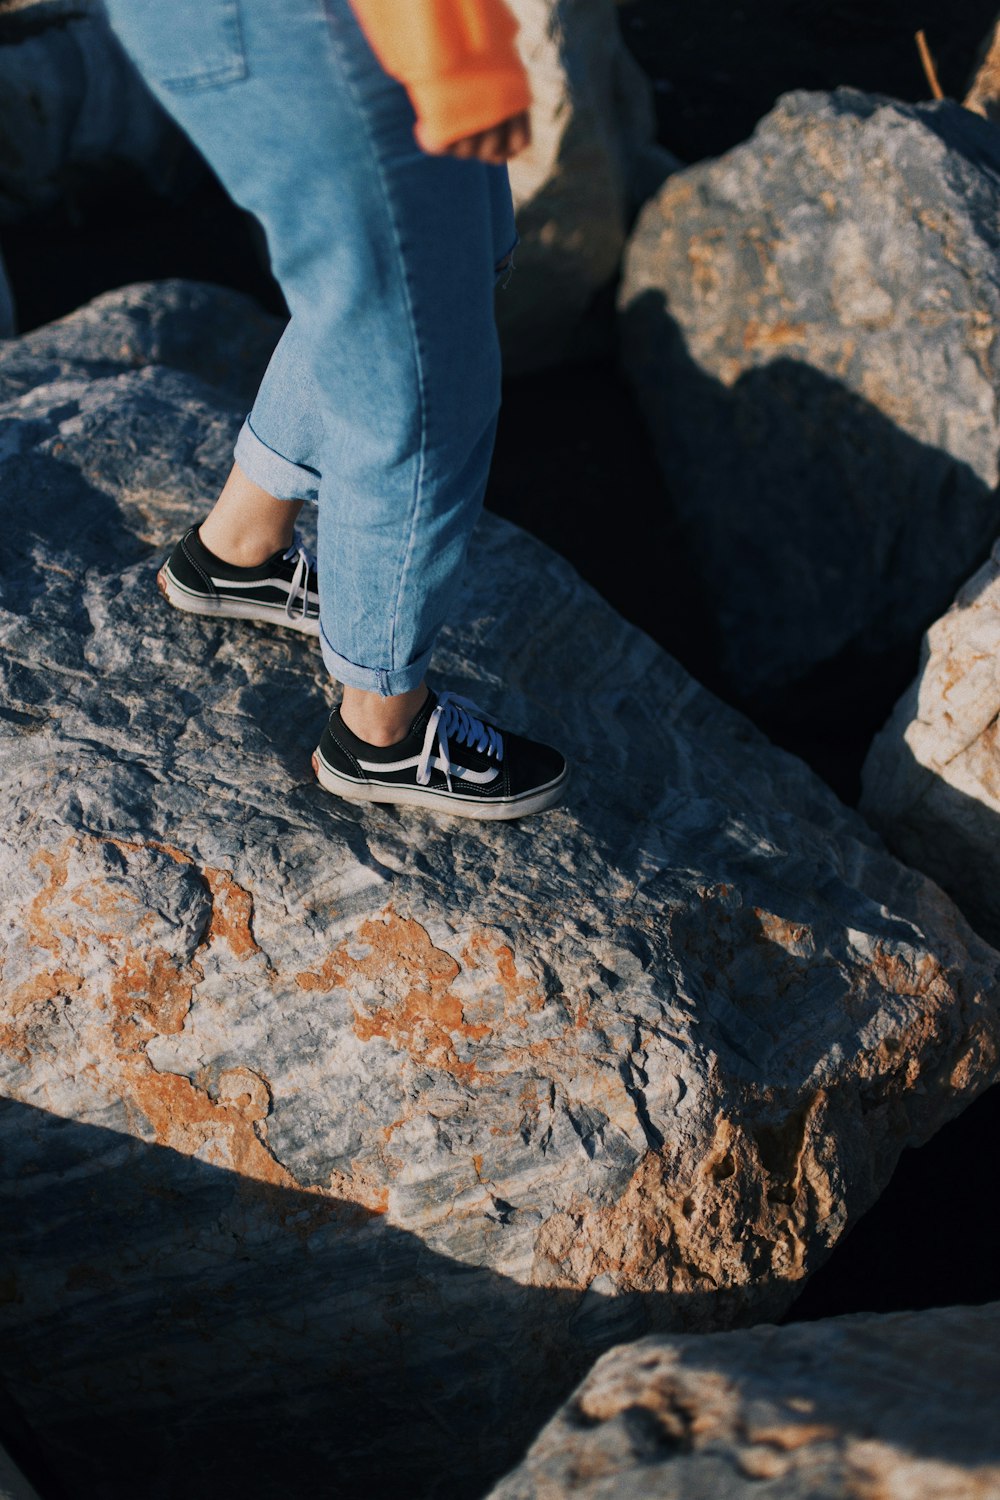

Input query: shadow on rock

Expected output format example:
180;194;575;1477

618;290;1000;797
1;1098;703;1500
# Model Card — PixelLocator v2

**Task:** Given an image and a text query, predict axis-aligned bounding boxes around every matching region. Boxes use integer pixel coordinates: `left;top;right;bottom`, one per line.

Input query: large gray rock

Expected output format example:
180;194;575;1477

619;90;1000;701
487;1303;1000;1498
499;0;676;371
862;539;1000;949
3;282;1000;1500
0;0;182;223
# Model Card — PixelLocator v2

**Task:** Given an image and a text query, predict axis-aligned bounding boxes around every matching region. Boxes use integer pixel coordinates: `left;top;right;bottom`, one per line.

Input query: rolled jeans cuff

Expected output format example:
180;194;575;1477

320;623;433;697
234;417;320;502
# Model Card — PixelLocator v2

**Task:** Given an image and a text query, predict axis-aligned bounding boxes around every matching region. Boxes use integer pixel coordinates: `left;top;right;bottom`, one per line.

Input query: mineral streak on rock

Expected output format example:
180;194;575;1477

619;89;1000;700
2;282;1000;1497
863;537;1000;950
487;1303;1000;1499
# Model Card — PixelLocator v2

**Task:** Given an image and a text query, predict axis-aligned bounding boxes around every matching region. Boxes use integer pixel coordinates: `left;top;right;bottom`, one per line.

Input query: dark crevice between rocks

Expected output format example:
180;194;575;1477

616;0;1000;165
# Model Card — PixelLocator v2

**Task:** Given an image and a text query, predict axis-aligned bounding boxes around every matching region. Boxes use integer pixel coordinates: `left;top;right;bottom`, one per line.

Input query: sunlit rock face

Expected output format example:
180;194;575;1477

2;282;999;1499
620;89;1000;702
487;1303;1000;1499
863;538;1000;950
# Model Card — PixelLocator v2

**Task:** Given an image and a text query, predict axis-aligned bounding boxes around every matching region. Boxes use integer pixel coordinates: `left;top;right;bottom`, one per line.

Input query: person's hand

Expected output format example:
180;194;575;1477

442;109;531;164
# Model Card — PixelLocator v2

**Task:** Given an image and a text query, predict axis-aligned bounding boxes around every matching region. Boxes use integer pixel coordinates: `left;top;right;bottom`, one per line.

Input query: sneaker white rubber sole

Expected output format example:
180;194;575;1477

158;565;321;637
312;748;568;820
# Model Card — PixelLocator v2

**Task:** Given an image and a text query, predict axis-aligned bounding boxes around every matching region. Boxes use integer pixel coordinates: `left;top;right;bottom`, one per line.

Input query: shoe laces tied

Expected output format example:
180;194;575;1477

282;536;315;623
417;692;504;790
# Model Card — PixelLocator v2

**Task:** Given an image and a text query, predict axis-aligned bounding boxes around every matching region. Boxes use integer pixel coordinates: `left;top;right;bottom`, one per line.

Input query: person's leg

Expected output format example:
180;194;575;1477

106;0;501;686
105;0;566;813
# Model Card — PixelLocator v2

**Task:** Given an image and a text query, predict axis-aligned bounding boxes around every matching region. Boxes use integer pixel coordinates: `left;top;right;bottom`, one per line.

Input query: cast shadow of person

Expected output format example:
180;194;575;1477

3;1095;1000;1500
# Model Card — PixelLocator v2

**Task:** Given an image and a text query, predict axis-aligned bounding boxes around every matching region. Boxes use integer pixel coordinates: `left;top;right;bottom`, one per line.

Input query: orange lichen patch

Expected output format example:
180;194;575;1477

461;931;546;1029
686;230;726;298
533;1102;834;1296
8;967;83;1016
122;1055;303;1193
98;834;194;867
203;868;261;960
355;986;484;1081
297;909;547;1079
110;947;200;1035
742;319;807;353
743;1420;839;1450
22;845;73;959
0;1022;31;1062
212;1065;271;1121
868;943;950;1002
753;909;815;959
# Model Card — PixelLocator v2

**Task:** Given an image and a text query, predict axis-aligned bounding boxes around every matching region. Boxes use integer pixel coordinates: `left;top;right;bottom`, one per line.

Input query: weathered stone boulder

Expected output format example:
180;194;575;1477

0;0;183;223
487;1302;1000;1498
862;539;1000;949
498;0;677;370
0;278;283;405
619;90;1000;701
2;282;1000;1500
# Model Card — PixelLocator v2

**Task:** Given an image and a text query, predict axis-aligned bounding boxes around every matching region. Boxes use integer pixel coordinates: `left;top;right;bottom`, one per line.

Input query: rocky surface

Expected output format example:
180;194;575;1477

3;282;1000;1499
619;89;1000;703
862;538;1000;949
487;1302;1000;1498
0;0;183;224
499;0;676;370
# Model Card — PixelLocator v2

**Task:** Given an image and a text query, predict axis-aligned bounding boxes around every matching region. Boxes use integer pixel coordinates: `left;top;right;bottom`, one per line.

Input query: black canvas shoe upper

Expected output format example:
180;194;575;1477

162;524;319;627
317;689;566;808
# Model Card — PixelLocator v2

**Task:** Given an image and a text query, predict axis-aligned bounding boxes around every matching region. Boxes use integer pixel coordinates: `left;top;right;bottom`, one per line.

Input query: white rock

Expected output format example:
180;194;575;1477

862;538;1000;947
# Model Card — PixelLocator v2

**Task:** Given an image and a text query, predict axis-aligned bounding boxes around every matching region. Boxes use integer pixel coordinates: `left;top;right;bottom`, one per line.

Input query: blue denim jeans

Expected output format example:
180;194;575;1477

103;0;516;694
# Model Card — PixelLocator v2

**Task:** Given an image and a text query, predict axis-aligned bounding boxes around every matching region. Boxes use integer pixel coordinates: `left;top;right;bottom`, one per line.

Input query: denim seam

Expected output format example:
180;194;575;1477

238;414;319;495
320;621;432;695
323;2;428;683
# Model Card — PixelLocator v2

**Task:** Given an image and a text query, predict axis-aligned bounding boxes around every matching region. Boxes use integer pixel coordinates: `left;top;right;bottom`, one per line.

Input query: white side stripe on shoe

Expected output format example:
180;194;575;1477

357;753;500;786
209;574;318;599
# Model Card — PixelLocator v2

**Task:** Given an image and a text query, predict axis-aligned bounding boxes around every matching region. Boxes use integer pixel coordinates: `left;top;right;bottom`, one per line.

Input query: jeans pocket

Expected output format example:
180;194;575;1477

134;0;248;92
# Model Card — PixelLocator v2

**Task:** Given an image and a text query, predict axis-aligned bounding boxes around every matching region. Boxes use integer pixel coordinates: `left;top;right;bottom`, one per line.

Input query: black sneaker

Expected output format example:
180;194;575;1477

157;524;320;636
312;689;568;820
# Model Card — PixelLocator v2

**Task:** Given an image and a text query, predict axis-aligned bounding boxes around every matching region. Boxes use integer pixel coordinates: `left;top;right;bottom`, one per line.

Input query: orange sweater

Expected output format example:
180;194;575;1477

348;0;531;153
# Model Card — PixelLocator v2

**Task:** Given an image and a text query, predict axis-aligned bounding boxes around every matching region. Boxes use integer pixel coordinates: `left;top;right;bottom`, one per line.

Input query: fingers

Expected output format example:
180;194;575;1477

442;111;532;163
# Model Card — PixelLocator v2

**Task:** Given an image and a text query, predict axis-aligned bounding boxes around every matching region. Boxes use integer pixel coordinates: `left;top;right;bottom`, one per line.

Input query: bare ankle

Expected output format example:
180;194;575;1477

197;522;293;569
199;462;303;568
340;684;428;746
